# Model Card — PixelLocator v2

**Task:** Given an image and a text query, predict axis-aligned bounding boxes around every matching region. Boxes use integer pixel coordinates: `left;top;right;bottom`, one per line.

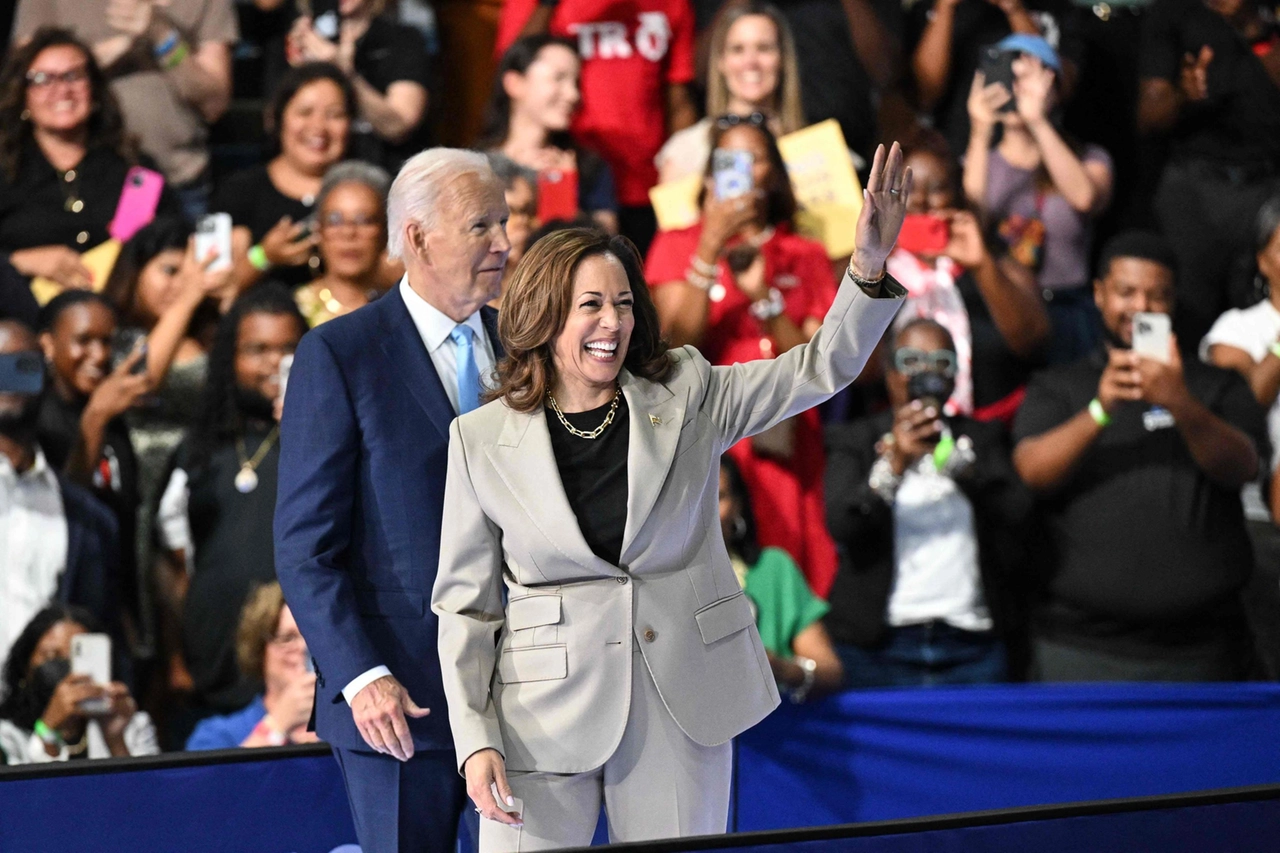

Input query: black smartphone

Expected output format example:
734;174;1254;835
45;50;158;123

112;328;149;375
978;46;1017;112
0;352;44;395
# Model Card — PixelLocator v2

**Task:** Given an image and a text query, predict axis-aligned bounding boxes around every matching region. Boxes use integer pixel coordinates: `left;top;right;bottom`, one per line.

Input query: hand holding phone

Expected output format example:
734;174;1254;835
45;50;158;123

195;213;234;272
0;351;45;394
712;149;754;200
109;167;165;242
1131;312;1172;363
71;633;112;715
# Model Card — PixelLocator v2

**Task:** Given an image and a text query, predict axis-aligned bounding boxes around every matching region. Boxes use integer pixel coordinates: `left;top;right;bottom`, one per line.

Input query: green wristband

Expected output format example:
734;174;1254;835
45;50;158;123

248;244;271;272
162;41;189;70
34;719;63;747
1088;397;1111;427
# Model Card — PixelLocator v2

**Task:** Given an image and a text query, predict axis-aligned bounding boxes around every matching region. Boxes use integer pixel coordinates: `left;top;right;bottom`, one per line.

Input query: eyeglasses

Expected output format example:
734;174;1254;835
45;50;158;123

269;631;306;648
893;347;958;377
26;66;89;89
715;112;767;130
320;211;381;230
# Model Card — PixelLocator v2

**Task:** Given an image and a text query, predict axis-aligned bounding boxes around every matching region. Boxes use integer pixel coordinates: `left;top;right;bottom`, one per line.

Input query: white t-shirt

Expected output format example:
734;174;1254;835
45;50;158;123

1200;299;1280;520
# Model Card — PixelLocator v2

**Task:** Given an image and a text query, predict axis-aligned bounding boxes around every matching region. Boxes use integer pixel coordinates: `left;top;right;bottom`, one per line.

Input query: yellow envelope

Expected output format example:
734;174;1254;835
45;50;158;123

30;239;123;305
777;120;864;258
648;173;703;233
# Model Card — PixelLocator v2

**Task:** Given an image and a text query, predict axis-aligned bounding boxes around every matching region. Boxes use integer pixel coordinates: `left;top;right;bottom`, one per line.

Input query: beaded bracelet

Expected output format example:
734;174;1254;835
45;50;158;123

684;267;714;292
690;255;718;278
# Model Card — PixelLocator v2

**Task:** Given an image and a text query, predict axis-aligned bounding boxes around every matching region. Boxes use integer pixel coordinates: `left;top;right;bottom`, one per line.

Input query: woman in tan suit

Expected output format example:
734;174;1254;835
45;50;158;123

432;143;913;851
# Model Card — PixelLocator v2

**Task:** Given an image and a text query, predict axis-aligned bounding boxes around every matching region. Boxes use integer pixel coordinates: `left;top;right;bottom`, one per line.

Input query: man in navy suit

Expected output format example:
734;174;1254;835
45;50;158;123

275;149;511;853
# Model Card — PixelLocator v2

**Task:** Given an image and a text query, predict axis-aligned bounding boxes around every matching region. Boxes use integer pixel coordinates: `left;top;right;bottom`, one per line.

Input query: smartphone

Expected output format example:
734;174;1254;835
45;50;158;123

536;169;579;223
109;166;166;243
0;352;44;394
194;212;234;272
310;0;341;40
897;214;951;256
712;149;754;200
277;353;294;405
1132;312;1172;362
71;633;112;714
111;328;149;375
978;46;1017;112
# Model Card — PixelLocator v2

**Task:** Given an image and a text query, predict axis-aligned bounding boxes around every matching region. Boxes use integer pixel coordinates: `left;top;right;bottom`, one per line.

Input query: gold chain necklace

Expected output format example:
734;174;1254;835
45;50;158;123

234;425;280;493
547;388;621;440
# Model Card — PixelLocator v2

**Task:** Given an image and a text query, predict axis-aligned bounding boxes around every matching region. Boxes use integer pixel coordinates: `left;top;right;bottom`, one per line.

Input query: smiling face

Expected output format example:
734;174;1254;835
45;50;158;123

412;172;511;317
279;79;350;175
41;302;116;400
718;15;782;110
318;181;386;281
1094;257;1175;347
234;311;303;404
551;253;635;402
24;45;93;136
133;248;186;326
508;44;581;132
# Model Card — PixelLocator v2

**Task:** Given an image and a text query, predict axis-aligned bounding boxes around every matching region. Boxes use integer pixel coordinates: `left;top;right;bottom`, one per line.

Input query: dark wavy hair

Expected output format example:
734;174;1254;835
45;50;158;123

263;61;356;159
489;228;674;413
0;603;102;731
700;119;797;227
0;28;134;182
188;283;306;471
101;217;189;322
478;35;580;151
720;454;762;566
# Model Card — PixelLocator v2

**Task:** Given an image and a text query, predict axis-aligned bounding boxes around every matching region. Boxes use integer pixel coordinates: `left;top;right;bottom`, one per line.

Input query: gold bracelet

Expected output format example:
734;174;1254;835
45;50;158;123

847;261;886;288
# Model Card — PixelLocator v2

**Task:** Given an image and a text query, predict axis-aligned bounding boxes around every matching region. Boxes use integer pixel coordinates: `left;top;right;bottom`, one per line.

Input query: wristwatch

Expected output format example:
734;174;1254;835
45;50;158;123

789;657;818;704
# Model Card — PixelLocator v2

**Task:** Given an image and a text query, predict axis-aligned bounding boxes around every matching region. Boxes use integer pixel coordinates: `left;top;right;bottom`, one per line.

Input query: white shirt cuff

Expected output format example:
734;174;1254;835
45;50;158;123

342;666;392;705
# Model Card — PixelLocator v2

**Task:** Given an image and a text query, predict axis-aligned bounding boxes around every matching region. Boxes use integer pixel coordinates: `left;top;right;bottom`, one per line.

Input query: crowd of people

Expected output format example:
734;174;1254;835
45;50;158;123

1;0;1278;771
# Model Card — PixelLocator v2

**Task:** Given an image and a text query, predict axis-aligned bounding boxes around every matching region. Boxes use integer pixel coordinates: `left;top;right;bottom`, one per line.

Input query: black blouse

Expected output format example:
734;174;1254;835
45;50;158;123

546;393;630;567
0;140;182;255
210;163;317;287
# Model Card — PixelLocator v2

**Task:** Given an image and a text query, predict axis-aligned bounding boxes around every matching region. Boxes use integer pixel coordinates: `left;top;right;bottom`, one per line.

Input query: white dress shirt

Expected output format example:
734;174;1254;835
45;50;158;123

888;457;993;632
341;279;498;705
1;449;69;661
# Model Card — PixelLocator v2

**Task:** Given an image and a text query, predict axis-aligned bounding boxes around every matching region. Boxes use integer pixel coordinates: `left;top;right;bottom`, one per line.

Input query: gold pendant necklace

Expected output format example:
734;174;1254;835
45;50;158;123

547;388;621;440
235;425;280;493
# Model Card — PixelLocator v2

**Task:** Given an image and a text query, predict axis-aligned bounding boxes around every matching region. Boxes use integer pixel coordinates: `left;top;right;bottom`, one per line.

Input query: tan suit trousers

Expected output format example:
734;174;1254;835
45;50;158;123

478;645;733;852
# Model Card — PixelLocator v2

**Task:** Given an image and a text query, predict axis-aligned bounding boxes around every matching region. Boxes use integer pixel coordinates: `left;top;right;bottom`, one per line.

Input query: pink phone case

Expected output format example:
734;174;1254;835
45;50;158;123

109;167;166;242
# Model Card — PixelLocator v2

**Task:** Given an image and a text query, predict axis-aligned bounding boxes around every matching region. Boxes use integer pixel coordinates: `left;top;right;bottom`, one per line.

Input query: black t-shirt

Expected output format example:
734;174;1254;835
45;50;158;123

1138;0;1280;165
546;393;630;566
210;164;316;288
0;140;183;255
908;0;1083;157
347;16;432;170
172;426;279;710
1011;350;1267;650
36;391;139;621
775;0;903;159
958;270;1042;410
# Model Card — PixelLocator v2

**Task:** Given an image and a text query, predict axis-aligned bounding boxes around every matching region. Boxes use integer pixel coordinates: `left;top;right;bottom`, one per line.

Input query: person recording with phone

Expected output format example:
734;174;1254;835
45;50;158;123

963;35;1113;365
0;604;158;764
823;318;1032;686
1013;232;1267;682
646;115;844;595
153;285;304;742
186;582;320;749
0;320;122;669
890;131;1049;422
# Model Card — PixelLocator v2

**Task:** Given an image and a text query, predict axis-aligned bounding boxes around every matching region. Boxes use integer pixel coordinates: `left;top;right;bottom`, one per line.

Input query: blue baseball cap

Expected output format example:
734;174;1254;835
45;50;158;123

995;34;1061;73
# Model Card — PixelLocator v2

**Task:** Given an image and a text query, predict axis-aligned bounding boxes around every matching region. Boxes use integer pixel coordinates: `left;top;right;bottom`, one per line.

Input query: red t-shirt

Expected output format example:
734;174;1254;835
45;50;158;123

644;223;838;366
496;0;696;207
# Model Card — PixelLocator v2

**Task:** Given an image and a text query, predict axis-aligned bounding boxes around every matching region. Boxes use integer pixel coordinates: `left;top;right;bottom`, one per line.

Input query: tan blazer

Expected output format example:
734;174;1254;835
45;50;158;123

432;272;904;774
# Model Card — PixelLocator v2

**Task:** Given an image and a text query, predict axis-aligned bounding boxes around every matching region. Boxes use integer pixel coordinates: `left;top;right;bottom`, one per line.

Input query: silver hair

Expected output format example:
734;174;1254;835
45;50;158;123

485;151;538;193
386;148;497;260
317;161;393;211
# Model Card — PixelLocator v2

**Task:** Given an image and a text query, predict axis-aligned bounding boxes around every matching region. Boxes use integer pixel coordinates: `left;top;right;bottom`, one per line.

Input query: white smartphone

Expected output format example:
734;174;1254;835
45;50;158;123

1132;312;1172;363
712;149;754;200
71;633;112;714
194;212;234;272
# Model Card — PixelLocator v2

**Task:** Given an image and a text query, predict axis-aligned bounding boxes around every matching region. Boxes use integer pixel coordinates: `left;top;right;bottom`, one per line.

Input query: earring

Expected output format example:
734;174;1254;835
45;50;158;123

20;109;30;121
732;516;747;539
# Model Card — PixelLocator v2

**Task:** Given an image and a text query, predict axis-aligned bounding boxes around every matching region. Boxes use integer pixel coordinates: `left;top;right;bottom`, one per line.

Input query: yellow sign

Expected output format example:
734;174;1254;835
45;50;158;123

30;239;123;305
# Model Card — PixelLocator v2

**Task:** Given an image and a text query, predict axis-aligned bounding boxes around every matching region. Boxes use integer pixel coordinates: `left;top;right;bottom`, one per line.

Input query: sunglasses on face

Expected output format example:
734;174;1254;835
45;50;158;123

26;66;89;88
893;347;958;377
715;111;768;130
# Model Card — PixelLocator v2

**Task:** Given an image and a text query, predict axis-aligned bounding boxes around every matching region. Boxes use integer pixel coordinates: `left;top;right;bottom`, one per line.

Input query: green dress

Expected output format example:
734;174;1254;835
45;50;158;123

735;547;830;658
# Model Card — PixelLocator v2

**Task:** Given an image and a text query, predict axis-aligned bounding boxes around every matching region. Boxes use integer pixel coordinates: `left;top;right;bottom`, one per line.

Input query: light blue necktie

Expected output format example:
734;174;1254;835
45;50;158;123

450;324;481;415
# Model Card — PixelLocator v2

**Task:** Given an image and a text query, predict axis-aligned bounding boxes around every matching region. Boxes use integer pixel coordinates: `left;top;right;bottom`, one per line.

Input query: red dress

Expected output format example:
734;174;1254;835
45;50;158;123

645;223;840;597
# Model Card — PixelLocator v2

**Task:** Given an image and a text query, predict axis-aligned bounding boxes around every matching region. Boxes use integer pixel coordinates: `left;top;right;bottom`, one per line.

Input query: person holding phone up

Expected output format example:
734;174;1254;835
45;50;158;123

1012;232;1266;683
963;35;1113;365
645;115;844;595
0;604;157;763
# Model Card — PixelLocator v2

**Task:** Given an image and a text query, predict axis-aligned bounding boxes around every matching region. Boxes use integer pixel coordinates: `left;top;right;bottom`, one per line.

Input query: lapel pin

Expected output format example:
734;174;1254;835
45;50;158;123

649;414;662;426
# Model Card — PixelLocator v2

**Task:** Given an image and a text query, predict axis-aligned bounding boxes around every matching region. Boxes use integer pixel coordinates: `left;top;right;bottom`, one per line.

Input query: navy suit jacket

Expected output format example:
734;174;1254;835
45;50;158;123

56;474;121;632
274;289;501;752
